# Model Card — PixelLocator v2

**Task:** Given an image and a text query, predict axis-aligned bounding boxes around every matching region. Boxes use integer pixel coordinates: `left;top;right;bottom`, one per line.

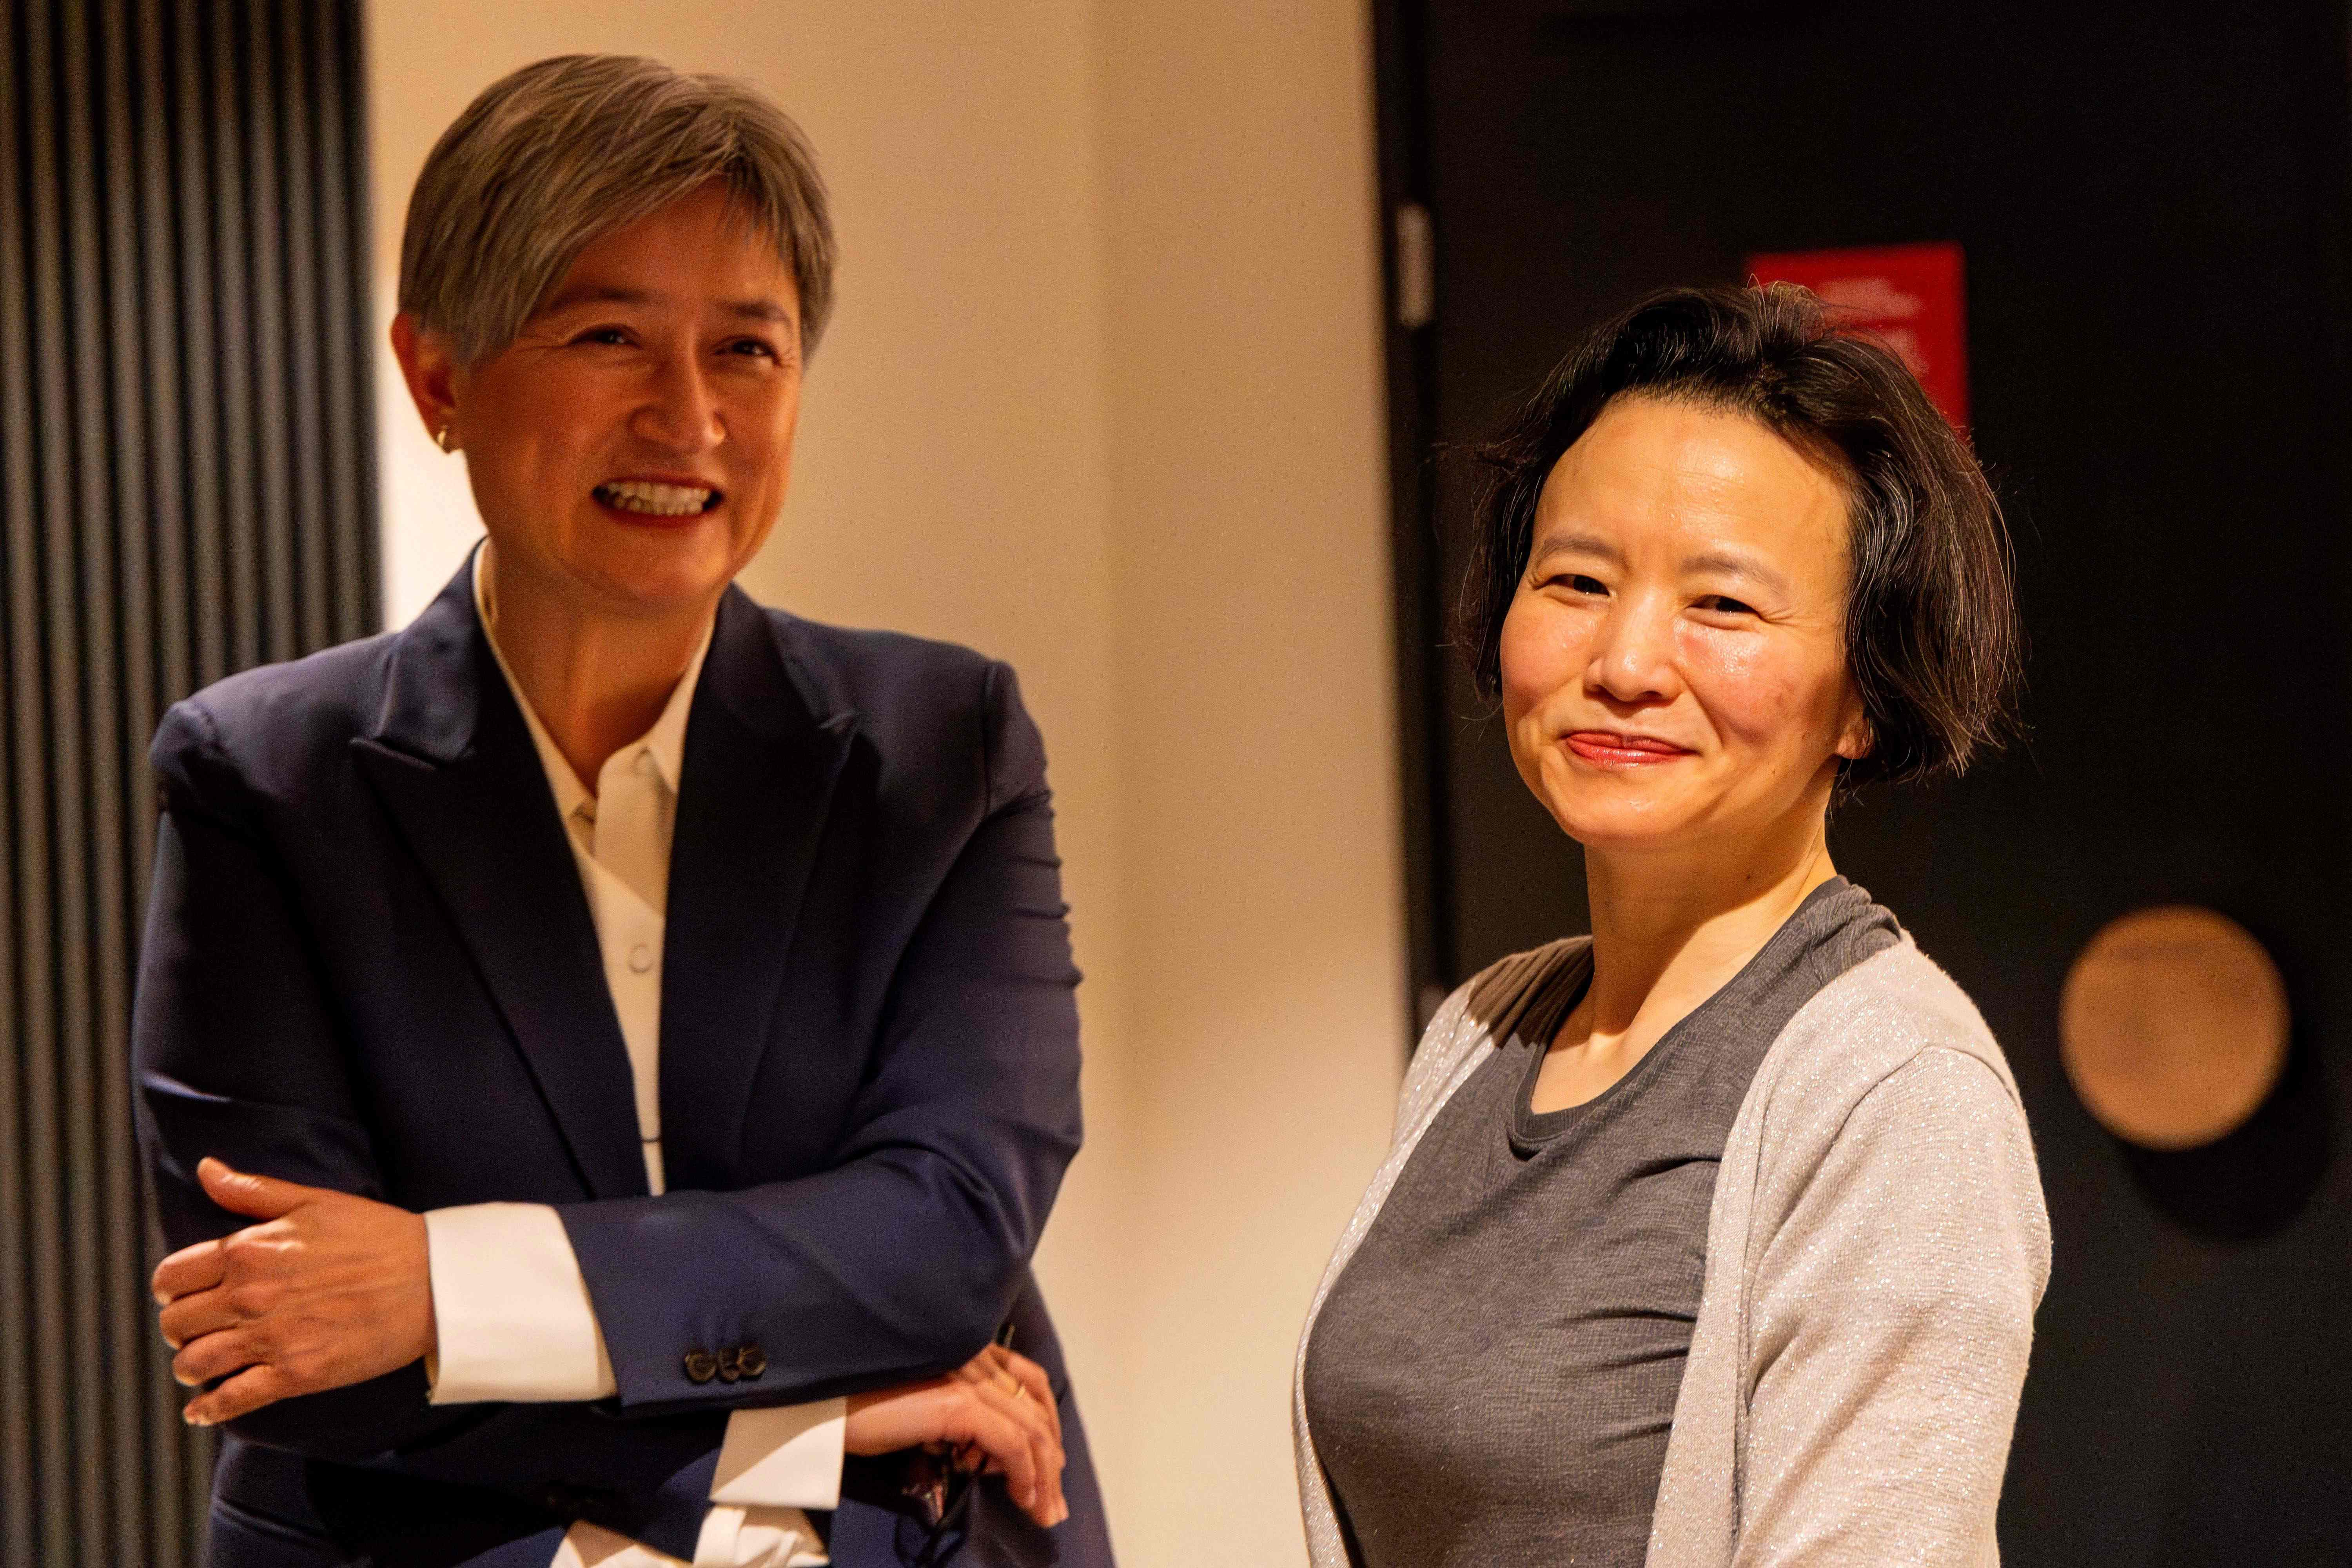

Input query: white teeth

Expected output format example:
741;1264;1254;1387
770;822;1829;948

595;480;716;516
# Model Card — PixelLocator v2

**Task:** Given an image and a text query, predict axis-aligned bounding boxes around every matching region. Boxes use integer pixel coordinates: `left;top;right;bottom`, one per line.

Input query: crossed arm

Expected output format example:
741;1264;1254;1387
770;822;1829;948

148;1157;1067;1524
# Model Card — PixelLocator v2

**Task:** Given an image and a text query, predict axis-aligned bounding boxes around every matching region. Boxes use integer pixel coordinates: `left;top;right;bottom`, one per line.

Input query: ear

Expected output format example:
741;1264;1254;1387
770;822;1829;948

390;312;463;452
1834;684;1876;762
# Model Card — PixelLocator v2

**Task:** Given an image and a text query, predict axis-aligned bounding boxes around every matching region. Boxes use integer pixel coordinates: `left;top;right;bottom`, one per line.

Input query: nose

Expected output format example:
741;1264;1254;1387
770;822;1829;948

631;347;723;454
1585;590;1681;708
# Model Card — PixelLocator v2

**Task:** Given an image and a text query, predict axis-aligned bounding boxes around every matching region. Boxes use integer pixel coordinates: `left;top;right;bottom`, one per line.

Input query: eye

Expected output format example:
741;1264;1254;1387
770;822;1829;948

1541;572;1608;597
570;325;633;347
721;336;779;359
1694;593;1759;617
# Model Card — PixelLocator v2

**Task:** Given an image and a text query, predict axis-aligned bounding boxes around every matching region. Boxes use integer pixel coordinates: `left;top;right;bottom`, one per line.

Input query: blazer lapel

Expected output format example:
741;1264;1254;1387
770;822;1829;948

349;563;650;1201
658;589;854;1191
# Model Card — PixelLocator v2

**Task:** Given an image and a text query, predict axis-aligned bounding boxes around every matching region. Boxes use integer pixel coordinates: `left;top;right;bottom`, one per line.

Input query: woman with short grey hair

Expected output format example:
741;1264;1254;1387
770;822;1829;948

136;54;1111;1568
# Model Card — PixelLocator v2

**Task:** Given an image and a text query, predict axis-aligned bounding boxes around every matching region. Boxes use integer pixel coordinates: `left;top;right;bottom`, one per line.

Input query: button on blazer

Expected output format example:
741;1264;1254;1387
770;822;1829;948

133;561;1113;1568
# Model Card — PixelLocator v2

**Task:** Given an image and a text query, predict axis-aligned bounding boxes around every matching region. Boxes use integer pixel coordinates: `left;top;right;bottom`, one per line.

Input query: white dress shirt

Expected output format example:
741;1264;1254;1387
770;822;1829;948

417;554;839;1568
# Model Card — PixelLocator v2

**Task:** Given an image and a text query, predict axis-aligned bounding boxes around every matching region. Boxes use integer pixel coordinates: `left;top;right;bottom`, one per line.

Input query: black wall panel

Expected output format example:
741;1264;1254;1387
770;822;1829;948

0;2;377;1560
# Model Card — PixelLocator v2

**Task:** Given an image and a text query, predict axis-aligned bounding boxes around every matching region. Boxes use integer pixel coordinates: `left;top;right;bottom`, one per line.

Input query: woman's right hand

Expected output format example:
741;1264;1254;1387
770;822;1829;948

844;1344;1069;1530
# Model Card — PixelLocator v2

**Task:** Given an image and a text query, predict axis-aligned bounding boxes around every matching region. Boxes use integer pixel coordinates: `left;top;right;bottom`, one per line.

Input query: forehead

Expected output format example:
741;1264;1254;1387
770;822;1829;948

542;186;799;317
1533;396;1850;570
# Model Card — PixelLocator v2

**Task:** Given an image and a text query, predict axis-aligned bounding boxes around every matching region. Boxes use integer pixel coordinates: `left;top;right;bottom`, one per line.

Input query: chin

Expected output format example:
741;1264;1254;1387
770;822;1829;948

1542;791;1706;853
574;535;739;606
574;558;732;614
1560;820;1694;853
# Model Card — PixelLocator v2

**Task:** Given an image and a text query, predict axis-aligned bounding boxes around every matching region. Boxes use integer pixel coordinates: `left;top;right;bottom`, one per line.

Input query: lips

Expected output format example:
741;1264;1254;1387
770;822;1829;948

1564;731;1695;766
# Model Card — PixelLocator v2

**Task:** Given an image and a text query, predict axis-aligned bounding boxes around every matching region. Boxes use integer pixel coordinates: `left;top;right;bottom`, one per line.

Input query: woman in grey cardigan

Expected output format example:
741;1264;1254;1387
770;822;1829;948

1296;285;2050;1568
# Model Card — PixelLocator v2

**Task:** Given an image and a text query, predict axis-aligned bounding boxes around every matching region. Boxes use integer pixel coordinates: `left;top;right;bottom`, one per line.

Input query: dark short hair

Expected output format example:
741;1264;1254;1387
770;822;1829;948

1456;283;2021;787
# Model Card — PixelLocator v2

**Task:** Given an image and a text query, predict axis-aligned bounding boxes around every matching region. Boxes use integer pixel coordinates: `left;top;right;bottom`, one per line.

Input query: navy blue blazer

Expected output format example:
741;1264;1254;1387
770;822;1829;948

132;561;1112;1568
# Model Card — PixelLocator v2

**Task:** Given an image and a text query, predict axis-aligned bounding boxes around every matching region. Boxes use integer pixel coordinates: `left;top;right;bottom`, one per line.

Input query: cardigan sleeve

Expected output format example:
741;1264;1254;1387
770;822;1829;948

1732;1047;2051;1567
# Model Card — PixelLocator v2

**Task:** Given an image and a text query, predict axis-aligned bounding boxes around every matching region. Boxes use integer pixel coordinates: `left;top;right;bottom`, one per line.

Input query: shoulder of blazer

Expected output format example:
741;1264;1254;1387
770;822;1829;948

150;630;404;811
758;603;1000;722
753;601;1044;805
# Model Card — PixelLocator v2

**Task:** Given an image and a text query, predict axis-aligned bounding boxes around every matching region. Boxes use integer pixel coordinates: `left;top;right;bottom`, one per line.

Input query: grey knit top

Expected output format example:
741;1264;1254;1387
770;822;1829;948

1303;882;1898;1566
1294;930;2051;1568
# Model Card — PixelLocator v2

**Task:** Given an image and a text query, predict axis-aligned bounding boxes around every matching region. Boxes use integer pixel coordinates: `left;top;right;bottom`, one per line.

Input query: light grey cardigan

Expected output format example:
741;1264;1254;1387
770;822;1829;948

1294;935;2051;1568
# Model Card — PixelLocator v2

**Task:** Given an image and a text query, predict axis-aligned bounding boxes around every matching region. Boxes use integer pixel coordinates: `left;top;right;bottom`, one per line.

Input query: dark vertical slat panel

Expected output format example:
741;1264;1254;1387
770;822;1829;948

105;0;155;852
240;1;294;663
171;0;224;691
315;0;370;642
209;4;259;673
0;3;38;1558
4;3;376;1557
133;0;187;727
19;2;82;1559
55;1;120;1557
278;1;329;654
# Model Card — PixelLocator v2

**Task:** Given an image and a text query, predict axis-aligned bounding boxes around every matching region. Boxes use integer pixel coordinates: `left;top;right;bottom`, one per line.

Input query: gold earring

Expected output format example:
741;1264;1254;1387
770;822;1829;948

434;425;453;453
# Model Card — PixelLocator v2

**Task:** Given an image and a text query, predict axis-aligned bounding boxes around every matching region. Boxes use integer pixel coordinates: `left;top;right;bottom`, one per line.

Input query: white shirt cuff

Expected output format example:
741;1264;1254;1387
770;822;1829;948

691;1505;829;1567
423;1202;617;1404
710;1399;848;1511
555;1522;686;1567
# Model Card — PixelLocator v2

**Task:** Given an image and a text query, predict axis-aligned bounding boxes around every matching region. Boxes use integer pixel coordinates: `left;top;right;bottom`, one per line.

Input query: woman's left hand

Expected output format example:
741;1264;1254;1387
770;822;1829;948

845;1343;1069;1530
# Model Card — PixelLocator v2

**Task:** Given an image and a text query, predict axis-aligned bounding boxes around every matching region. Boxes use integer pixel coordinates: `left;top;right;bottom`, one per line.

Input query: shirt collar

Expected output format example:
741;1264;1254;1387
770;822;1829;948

472;543;715;819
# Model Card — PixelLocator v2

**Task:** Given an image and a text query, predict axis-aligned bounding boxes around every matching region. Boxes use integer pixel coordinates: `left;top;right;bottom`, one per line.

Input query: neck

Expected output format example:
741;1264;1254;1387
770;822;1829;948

1579;786;1839;1036
477;539;713;793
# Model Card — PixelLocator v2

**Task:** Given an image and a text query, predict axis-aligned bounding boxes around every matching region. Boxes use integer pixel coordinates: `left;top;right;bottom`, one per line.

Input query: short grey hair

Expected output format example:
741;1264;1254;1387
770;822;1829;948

398;54;835;363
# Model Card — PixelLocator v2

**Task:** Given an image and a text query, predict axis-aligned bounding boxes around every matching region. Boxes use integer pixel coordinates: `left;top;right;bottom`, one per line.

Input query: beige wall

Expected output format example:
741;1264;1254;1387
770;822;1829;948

367;4;1402;1561
1090;1;1405;1553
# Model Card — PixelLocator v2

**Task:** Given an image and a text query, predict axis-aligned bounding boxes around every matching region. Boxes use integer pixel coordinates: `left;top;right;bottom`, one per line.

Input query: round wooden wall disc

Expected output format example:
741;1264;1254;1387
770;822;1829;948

2060;906;2287;1150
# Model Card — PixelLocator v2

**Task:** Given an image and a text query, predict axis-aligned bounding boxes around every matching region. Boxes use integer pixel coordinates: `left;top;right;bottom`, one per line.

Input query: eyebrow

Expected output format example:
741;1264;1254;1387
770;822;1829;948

1527;531;1792;594
721;298;795;325
1527;532;1622;570
1684;549;1790;595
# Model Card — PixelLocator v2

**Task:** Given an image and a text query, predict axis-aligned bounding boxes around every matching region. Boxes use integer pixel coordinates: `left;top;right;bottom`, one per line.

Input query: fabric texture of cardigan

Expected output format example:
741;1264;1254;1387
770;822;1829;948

1293;933;2051;1568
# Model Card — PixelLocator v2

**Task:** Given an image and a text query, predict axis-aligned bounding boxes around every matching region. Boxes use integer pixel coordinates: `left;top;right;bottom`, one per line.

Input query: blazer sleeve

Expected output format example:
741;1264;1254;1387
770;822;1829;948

1732;1047;2051;1567
557;660;1086;1415
132;699;478;1461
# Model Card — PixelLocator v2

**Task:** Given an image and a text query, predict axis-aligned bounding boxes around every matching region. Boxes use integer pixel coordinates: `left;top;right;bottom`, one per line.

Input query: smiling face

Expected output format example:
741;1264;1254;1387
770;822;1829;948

413;184;804;622
1499;395;1873;857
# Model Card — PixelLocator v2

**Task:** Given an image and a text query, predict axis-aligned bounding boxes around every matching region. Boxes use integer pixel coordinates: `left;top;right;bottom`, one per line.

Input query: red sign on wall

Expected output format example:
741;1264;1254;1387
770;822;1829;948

1744;242;1969;428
